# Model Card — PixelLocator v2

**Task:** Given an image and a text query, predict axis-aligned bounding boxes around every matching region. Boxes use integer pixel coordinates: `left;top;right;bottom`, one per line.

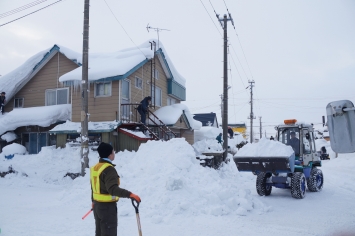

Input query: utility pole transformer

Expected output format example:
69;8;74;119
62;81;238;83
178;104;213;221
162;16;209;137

247;80;256;143
216;14;234;161
80;0;90;176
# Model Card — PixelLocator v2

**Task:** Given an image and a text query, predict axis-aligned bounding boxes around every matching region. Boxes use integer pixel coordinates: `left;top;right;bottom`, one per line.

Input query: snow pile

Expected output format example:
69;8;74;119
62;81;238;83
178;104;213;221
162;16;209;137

1;131;17;142
235;138;294;157
2;143;26;156
152;103;202;130
116;138;267;219
0;138;268;220
193;139;224;153
194;126;222;142
0;104;71;135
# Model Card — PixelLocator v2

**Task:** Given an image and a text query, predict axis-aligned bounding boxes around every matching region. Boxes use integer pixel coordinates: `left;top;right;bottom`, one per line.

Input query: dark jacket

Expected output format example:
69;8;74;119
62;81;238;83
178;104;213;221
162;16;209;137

91;159;131;202
228;128;234;137
216;134;223;144
138;97;150;112
0;96;6;104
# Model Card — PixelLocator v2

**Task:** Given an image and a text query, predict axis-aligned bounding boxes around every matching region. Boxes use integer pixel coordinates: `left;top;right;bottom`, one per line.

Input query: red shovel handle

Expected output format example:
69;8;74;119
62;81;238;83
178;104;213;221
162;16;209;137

82;209;92;220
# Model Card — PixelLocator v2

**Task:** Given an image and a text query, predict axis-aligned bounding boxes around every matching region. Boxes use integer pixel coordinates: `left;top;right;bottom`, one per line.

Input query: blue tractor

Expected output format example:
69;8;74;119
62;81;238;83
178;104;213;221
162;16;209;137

234;119;324;199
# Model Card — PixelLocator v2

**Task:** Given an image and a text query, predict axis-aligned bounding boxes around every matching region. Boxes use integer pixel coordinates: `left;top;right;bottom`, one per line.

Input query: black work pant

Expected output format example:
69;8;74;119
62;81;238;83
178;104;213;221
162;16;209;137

137;109;147;124
93;201;117;236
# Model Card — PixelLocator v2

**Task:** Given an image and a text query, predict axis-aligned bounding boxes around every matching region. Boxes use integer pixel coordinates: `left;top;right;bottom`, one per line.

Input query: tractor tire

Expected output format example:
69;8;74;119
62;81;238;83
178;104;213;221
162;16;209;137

307;168;324;192
291;172;306;199
256;172;272;196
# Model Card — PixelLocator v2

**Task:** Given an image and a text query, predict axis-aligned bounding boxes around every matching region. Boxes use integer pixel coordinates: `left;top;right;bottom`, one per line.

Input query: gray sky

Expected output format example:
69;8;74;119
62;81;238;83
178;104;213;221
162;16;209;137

0;0;354;137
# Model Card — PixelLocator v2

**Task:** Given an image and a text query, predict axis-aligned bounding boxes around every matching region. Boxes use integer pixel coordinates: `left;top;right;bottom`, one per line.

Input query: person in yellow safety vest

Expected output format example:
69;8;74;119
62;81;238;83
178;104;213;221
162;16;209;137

90;142;141;236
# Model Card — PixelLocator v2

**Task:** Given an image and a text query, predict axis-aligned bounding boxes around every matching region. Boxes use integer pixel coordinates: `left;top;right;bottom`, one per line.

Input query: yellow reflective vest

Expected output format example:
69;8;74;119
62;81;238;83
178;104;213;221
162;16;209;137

90;162;119;202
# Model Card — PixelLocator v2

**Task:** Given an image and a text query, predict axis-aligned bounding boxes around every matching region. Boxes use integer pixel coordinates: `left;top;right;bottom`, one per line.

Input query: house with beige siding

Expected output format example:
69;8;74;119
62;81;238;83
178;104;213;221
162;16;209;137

0;40;200;153
0;45;80;153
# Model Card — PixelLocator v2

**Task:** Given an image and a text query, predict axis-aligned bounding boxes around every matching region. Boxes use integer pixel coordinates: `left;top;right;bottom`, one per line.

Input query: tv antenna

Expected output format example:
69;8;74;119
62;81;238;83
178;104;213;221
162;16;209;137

146;24;170;49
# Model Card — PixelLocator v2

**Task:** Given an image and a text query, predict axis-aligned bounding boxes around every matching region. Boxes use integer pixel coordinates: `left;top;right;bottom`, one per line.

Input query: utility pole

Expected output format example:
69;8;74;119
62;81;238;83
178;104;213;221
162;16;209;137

259;116;262;139
80;0;90;176
216;13;234;161
247;80;255;143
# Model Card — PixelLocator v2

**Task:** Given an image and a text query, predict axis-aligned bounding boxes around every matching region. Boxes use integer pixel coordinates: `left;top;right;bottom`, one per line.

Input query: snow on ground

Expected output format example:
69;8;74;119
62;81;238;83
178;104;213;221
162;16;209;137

1;139;355;236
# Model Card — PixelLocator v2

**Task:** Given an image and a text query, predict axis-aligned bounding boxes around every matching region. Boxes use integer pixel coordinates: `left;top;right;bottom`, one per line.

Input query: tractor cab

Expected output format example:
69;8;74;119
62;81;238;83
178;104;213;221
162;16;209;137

276;119;321;166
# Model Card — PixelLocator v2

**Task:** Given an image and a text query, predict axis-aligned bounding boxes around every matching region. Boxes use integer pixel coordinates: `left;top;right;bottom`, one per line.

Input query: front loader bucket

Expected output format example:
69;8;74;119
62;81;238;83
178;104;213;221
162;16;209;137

233;154;295;173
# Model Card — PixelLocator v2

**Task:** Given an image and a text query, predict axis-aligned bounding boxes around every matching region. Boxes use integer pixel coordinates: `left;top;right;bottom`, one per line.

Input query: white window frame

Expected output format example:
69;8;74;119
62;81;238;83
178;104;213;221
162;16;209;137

45;87;69;106
153;86;162;107
135;76;143;90
167;97;176;106
152;68;159;80
94;81;112;97
14;97;24;108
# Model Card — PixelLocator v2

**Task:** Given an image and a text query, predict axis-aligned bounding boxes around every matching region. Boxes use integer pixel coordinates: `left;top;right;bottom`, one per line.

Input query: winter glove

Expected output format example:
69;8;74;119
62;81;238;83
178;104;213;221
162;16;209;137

130;193;141;202
92;202;94;209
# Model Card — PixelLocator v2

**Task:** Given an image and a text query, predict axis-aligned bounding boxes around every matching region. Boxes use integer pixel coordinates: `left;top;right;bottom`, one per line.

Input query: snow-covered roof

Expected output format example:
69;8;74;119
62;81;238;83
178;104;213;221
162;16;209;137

0;104;71;135
49;120;120;133
151;103;202;130
59;39;186;87
1;132;17;142
0;45;81;104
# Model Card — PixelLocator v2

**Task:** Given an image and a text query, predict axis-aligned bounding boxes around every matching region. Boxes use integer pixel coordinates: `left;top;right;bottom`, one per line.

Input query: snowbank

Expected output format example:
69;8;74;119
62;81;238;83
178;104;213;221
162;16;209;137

193;139;224;153
194;126;222;143
235;138;294;157
0;139;268;219
2;143;26;156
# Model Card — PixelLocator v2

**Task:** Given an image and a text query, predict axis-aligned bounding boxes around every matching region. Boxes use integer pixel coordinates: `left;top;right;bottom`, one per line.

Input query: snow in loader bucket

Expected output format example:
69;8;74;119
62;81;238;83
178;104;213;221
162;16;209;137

233;153;295;174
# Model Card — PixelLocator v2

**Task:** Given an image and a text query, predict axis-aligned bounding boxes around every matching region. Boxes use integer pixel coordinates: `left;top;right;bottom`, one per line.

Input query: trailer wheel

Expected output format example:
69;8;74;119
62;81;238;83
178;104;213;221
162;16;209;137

307;168;323;192
291;172;306;199
256;172;272;196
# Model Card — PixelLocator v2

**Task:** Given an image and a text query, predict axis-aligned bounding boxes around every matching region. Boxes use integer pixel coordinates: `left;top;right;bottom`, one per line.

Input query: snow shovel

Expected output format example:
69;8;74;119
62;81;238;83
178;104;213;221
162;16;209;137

131;199;143;236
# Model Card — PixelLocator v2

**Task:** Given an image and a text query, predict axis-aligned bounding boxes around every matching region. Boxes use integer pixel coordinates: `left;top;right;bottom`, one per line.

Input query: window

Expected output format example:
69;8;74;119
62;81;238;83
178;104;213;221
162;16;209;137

14;98;24;108
135;77;142;89
167;97;175;106
45;88;69;106
152;69;159;80
121;79;130;100
95;82;112;97
152;86;162;107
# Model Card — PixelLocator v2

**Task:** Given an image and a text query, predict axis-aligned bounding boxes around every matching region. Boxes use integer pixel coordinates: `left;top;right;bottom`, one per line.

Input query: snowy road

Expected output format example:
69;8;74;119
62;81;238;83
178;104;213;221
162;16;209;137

1;142;355;236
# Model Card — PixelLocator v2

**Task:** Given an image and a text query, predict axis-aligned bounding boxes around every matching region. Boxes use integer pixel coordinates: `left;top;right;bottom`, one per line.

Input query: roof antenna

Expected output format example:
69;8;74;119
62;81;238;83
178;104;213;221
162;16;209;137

146;23;170;50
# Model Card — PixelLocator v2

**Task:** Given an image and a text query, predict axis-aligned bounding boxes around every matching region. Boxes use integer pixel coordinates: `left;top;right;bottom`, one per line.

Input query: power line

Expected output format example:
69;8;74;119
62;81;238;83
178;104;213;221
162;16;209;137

220;0;254;80
199;0;222;37
0;0;48;19
0;0;63;27
102;0;146;57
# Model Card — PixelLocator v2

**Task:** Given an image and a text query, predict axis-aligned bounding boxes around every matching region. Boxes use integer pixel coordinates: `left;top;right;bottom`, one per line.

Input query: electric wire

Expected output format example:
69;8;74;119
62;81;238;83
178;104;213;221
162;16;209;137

0;0;48;19
102;0;146;57
0;0;63;27
199;0;222;36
